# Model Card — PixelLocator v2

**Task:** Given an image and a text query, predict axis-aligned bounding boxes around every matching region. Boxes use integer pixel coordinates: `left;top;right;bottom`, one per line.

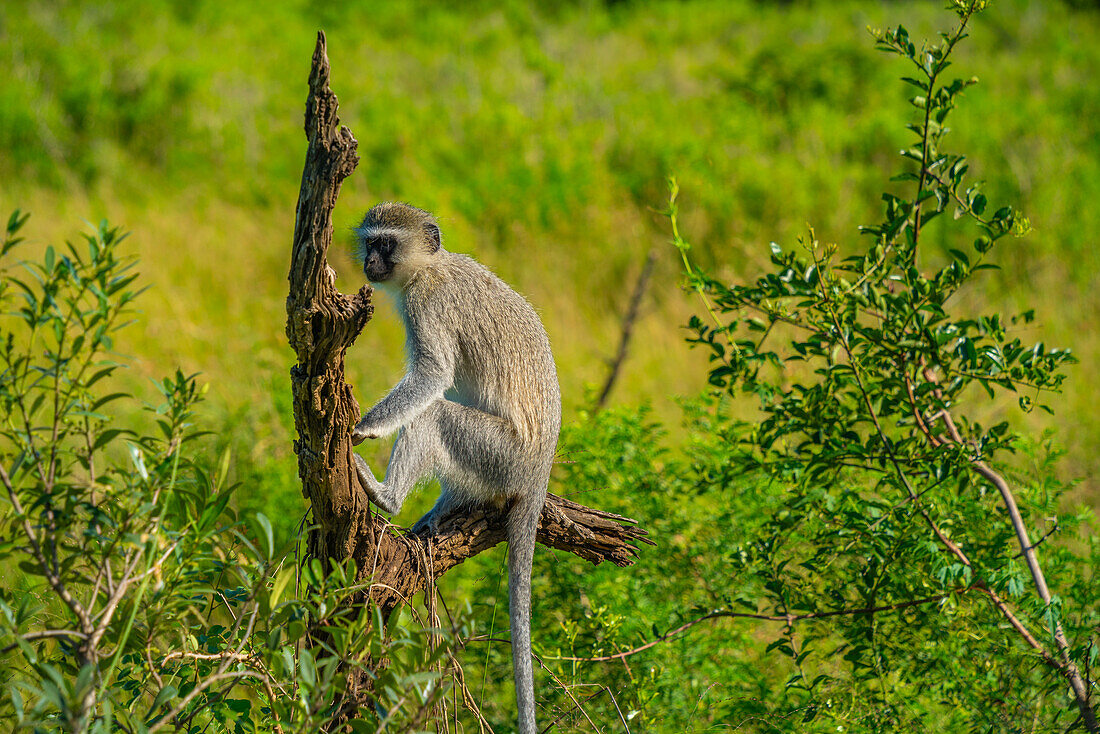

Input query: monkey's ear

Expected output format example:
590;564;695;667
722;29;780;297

424;222;442;252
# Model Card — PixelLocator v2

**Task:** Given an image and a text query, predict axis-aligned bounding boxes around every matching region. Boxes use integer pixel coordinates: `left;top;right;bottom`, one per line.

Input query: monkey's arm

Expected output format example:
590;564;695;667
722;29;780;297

352;333;455;442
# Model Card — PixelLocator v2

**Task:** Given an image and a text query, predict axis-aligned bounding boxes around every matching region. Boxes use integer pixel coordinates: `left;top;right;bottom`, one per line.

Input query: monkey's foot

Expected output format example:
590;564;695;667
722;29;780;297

410;509;444;537
353;454;400;514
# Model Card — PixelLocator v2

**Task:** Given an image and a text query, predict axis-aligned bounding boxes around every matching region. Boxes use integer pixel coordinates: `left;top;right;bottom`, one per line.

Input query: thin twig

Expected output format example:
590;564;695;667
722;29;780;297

0;629;88;654
520;590;963;664
1016;521;1059;559
596;248;657;412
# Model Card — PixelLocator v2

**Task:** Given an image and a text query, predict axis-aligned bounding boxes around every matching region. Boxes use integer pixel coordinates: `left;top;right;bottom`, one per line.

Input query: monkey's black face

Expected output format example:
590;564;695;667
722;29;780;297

362;235;397;282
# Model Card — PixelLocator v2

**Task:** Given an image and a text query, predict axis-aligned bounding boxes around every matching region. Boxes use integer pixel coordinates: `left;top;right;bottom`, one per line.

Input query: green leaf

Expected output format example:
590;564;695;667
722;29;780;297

947;249;969;268
299;647;316;689
151;684;178;710
215;448;232;491
268;568;294;609
252;513;274;560
8;686;24;723
92;428;127;451
127;443;149;480
7;209;29;235
971;192;987;215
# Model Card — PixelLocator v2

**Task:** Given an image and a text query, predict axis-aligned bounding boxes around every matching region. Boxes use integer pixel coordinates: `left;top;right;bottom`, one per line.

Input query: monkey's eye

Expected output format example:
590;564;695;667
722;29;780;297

362;234;396;257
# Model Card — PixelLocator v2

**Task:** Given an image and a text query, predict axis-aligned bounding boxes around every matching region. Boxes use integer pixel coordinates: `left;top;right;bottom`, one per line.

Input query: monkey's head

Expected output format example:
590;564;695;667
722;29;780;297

355;202;442;286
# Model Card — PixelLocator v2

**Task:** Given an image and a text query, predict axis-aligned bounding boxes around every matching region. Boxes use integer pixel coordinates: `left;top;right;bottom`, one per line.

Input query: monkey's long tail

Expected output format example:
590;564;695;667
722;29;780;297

507;491;545;734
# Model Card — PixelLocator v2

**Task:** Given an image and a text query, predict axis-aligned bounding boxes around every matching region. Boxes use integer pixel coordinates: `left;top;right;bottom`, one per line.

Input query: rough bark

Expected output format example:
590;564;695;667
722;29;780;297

286;32;653;723
286;31;373;568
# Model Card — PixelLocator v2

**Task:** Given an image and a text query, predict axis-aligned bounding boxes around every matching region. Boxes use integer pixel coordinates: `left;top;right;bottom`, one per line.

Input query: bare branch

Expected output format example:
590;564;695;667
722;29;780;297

596;248;657;411
0;629;89;655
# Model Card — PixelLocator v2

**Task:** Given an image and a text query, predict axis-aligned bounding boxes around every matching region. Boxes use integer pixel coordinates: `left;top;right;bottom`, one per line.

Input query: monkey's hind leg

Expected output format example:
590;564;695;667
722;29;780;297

354;403;444;516
402;400;532;535
409;479;466;536
431;401;547;734
352;455;401;513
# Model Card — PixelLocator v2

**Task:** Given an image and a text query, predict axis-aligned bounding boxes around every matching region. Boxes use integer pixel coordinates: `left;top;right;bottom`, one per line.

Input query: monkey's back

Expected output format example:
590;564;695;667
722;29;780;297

401;251;561;459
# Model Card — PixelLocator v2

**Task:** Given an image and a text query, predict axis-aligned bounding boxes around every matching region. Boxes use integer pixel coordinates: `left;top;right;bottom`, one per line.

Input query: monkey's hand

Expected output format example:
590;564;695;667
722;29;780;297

350;420;381;445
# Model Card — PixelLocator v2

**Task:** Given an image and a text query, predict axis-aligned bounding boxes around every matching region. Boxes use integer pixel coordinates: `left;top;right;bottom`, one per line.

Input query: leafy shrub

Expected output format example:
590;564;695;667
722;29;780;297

0;213;462;732
661;2;1099;730
496;4;1099;732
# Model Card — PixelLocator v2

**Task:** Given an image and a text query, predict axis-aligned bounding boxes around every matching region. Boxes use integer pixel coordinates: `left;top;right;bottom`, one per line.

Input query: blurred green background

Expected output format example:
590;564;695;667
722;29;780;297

2;0;1097;563
0;0;1095;543
3;1;1100;730
6;0;1100;517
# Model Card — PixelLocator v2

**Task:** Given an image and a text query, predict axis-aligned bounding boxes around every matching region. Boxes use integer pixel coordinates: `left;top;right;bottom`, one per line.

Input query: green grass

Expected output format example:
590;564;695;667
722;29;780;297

2;0;1099;520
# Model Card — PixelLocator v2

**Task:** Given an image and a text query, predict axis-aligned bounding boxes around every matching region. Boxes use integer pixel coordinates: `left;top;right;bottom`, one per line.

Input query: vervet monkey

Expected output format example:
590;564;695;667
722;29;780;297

350;202;560;734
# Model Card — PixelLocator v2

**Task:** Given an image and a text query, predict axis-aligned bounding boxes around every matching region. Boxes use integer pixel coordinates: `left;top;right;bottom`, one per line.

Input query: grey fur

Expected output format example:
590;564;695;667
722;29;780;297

351;202;560;734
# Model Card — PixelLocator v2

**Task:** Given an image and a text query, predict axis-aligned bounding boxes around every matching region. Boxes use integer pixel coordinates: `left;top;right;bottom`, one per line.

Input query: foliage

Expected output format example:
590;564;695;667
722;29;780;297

655;3;1099;730
455;3;1098;731
0;213;462;732
2;2;1099;734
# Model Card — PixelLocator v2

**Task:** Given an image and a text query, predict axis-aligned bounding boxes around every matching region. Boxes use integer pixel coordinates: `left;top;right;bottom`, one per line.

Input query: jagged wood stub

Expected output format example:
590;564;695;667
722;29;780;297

286;31;373;565
286;29;654;724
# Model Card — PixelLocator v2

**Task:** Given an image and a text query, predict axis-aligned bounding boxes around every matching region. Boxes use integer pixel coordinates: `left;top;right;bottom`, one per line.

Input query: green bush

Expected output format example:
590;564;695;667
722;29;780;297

0;213;463;732
498;4;1099;731
2;2;1098;733
657;3;1098;730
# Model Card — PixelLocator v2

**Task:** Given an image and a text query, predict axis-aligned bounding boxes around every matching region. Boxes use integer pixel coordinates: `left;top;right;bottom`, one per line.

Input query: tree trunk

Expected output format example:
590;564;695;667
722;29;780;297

285;31;653;725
